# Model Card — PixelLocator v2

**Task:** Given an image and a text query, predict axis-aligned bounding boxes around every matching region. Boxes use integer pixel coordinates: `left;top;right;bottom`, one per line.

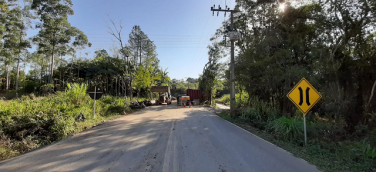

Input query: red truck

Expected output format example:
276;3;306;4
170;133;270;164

186;89;202;104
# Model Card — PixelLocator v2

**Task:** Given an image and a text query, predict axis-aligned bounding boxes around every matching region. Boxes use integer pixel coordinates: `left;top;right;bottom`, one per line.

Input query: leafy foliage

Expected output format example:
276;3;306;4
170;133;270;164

0;91;132;161
66;83;87;106
31;0;90;84
199;43;223;104
209;0;376;132
268;117;304;142
218;94;230;105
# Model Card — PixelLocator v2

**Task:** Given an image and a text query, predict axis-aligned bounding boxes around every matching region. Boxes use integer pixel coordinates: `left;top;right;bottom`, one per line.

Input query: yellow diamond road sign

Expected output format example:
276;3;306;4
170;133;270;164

287;78;322;115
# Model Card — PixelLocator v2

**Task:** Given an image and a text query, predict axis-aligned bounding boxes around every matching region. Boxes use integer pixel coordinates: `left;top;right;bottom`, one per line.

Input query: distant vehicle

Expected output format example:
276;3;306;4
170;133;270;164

177;95;191;107
186;89;202;104
171;96;177;100
151;86;172;105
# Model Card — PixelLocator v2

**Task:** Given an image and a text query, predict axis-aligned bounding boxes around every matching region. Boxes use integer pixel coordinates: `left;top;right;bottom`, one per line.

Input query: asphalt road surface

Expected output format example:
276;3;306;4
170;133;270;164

0;102;320;172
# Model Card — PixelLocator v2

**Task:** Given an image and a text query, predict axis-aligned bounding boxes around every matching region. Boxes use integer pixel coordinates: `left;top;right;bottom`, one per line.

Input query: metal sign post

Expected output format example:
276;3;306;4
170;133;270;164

303;115;307;145
89;86;102;119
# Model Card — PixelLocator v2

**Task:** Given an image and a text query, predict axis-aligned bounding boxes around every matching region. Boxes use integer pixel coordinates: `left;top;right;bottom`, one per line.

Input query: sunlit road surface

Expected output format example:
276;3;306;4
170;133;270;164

0;102;320;172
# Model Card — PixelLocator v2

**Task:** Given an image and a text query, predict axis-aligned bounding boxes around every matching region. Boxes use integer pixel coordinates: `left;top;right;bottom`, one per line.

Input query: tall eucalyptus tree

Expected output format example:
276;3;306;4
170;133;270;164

31;0;90;84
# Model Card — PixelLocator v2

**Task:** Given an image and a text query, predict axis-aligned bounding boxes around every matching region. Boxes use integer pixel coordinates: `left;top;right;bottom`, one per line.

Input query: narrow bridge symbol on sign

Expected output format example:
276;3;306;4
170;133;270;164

287;78;322;115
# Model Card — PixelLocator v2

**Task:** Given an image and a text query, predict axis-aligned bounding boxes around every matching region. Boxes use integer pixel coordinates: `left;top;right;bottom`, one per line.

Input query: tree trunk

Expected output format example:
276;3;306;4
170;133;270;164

106;76;109;94
140;46;142;65
118;77;121;96
22;62;26;90
367;80;376;110
60;55;62;86
123;77;127;99
115;77;118;96
16;58;20;96
51;44;55;84
139;36;142;65
40;60;43;85
130;75;133;101
150;84;153;100
6;65;9;90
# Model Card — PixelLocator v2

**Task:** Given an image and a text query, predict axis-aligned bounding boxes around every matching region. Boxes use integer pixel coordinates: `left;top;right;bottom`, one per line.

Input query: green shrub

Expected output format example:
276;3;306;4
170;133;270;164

20;95;30;101
364;112;376;129
24;81;36;94
218;92;249;107
106;105;124;114
368;129;376;148
28;93;36;100
270;117;303;141
363;143;376;159
240;107;262;122
66;83;88;106
236;90;249;107
51;115;75;140
218;110;234;122
354;124;369;137
362;138;376;159
0;92;131;161
0;134;19;161
40;84;54;95
218;94;230;105
239;97;279;129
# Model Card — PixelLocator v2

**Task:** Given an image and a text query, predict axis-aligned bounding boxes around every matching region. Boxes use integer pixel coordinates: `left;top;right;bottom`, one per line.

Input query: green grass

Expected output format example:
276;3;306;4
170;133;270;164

217;110;376;172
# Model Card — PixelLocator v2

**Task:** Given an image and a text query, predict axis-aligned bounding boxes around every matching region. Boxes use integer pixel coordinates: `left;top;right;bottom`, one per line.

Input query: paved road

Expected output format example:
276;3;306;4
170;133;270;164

0;102;320;172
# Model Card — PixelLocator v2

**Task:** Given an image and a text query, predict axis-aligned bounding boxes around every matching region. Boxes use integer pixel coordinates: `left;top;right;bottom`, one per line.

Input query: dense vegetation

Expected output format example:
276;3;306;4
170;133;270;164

0;83;136;160
0;0;171;100
203;0;376;171
0;0;172;160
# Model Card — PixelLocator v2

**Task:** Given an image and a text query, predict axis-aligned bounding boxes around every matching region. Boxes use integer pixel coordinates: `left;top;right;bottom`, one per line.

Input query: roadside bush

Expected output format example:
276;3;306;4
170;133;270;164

217;92;249;107
218;94;230;105
40;84;54;95
239;97;279;129
28;93;36;100
66;83;88;106
364;112;376;129
307;121;346;142
218;110;234;122
269;117;303;142
0;89;131;160
20;95;30;101
100;95;129;115
368;129;376;148
240;107;262;123
362;141;376;159
236;90;249;107
51;115;75;140
0;90;16;100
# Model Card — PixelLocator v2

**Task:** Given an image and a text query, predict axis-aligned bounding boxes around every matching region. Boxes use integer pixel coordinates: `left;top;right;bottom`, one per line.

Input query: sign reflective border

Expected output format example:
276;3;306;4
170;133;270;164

287;78;322;115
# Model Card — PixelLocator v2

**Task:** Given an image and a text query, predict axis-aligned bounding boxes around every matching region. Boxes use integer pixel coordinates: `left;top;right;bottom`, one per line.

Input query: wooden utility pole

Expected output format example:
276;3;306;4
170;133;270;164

211;4;240;117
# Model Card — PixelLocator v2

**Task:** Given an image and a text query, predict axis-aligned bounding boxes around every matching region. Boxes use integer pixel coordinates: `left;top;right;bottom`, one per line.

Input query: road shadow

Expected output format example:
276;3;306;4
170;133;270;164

0;102;210;172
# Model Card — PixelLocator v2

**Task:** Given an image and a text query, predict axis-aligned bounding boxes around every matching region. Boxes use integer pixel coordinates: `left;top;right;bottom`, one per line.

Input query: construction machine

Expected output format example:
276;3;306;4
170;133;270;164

151;86;172;105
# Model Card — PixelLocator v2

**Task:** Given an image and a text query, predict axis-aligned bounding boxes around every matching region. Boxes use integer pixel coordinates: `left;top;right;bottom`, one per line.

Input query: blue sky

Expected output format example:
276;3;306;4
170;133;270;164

53;0;236;80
